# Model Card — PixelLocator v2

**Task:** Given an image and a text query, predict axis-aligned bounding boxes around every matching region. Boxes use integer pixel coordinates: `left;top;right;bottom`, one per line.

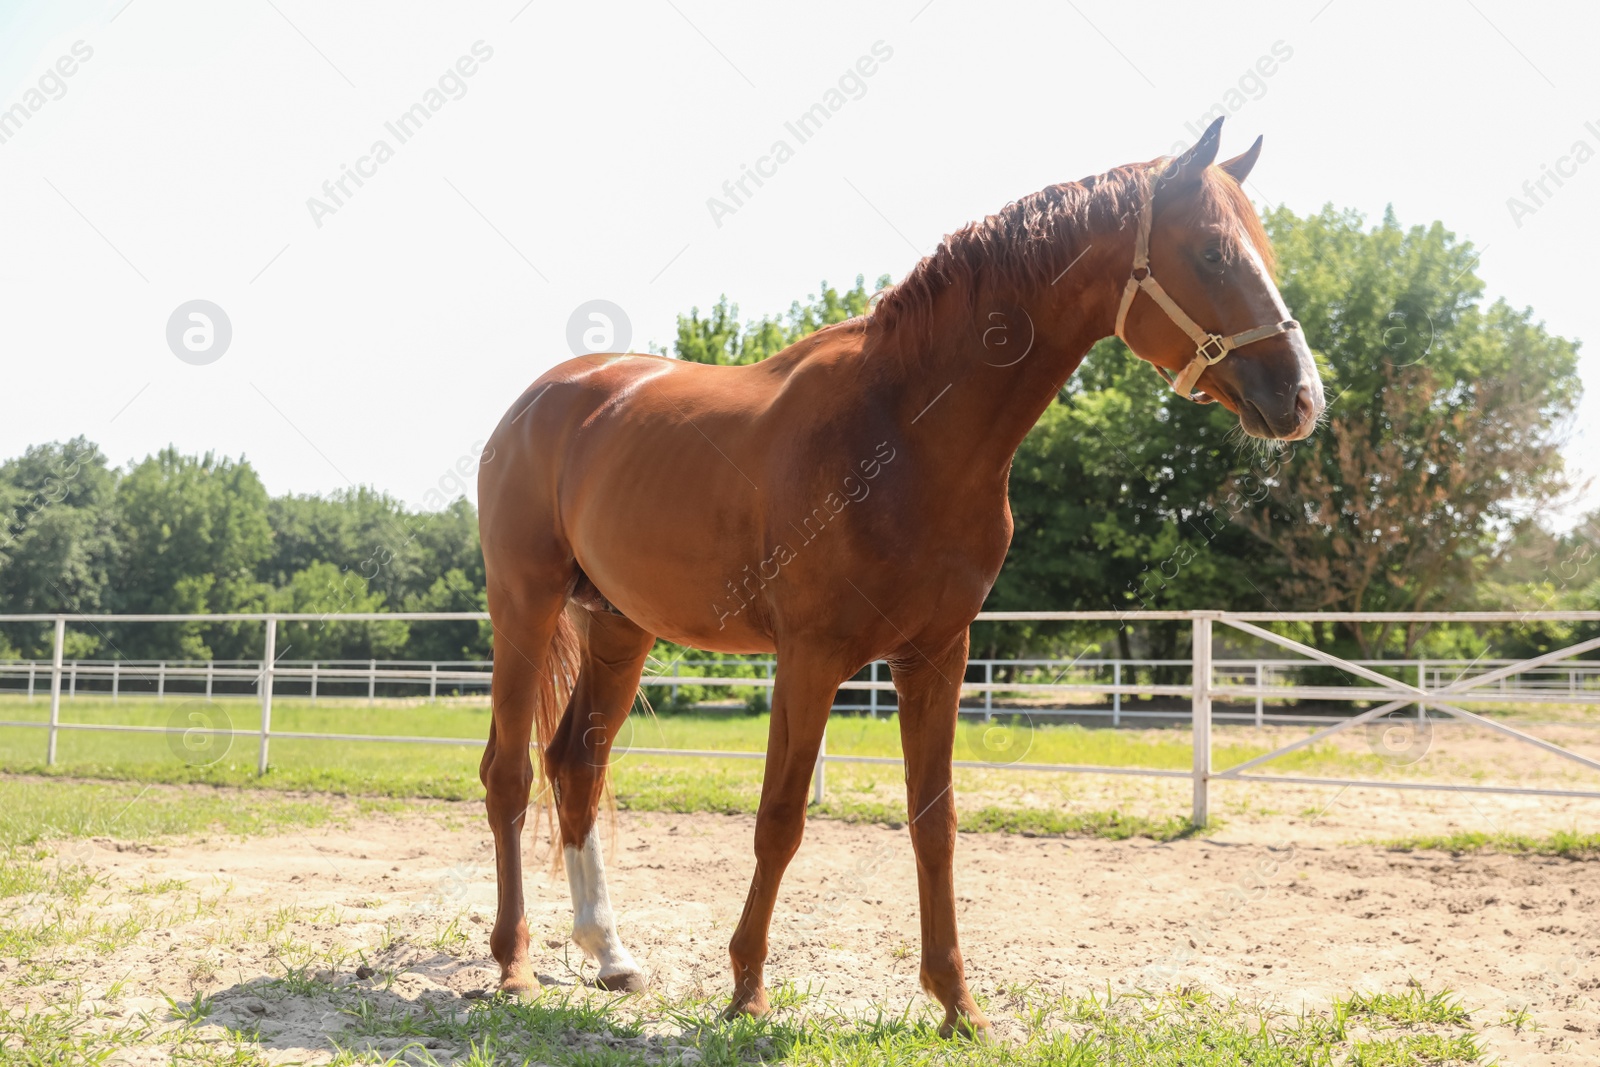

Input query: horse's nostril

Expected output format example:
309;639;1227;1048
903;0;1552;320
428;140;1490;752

1293;384;1315;423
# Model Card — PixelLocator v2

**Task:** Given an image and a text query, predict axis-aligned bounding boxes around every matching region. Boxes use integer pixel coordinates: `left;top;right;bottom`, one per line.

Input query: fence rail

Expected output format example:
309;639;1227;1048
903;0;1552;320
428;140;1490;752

2;610;1598;823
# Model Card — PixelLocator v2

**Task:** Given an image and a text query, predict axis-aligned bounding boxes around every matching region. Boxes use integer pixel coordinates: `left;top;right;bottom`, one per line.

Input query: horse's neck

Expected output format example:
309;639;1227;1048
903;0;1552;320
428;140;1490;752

878;246;1127;484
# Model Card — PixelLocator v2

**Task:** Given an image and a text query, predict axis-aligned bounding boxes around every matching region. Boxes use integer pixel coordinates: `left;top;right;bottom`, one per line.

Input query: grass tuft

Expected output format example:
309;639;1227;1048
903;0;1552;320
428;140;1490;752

1378;829;1600;858
1339;987;1473;1027
1348;1031;1483;1065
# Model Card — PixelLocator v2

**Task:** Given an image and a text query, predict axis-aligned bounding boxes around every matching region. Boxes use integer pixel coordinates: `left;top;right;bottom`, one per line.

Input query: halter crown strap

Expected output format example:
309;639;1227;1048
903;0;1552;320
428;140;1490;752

1114;171;1299;403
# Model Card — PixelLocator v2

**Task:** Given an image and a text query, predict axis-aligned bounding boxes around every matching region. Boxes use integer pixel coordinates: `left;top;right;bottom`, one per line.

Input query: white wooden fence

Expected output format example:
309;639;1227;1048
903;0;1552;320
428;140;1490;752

1;609;1598;824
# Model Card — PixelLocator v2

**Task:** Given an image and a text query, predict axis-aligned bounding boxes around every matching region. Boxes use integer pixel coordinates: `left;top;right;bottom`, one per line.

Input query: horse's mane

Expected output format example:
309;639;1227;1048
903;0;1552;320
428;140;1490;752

868;161;1272;343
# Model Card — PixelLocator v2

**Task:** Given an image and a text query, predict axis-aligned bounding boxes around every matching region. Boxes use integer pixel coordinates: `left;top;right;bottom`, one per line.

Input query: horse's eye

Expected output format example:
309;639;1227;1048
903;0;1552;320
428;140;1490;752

1203;247;1223;265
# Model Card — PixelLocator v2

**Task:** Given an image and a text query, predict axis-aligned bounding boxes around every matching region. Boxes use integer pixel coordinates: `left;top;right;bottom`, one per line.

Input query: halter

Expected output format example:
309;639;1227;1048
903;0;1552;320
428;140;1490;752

1114;172;1300;403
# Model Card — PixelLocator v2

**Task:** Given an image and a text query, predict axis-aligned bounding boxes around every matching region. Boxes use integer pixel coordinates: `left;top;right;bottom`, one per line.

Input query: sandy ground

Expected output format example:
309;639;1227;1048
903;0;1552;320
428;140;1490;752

13;782;1600;1066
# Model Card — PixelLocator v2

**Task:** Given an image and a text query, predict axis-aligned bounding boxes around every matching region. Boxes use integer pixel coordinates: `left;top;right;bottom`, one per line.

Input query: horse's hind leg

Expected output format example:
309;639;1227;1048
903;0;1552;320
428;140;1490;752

480;574;572;998
545;609;655;991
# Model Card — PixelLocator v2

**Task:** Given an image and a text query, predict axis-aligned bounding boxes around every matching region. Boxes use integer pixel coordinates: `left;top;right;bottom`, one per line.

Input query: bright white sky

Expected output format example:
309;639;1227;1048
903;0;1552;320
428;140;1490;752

2;0;1598;523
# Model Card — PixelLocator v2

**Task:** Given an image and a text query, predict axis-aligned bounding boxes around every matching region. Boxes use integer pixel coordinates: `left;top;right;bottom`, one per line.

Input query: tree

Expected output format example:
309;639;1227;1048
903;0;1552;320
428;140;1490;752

979;337;1275;662
264;491;481;614
669;275;888;365
402;568;490;662
272;560;409;661
0;439;120;655
1235;207;1580;655
111;448;274;659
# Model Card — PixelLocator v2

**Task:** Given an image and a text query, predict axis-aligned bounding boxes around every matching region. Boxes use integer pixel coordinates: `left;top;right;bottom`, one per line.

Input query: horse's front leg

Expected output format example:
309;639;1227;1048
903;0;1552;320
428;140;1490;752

723;645;848;1020
891;630;990;1040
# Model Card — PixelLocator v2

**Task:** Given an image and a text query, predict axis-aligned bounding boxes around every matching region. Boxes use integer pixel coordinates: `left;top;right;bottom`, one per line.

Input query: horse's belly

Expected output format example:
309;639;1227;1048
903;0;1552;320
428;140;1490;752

573;521;778;653
562;441;778;654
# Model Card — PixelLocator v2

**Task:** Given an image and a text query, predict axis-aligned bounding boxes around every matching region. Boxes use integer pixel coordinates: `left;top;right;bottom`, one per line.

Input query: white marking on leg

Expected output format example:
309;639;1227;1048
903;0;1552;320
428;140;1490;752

565;826;641;980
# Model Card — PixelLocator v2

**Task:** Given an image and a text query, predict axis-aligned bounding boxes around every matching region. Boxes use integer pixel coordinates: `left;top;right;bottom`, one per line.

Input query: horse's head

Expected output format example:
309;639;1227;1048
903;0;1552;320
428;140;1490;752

1117;117;1323;440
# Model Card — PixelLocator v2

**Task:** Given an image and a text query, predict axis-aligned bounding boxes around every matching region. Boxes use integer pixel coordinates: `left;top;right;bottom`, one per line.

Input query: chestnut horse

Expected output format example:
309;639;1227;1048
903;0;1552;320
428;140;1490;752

477;116;1322;1038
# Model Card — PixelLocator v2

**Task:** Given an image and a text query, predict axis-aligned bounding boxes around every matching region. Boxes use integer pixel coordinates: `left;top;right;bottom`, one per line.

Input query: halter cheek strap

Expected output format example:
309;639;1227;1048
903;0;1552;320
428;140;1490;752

1114;175;1299;403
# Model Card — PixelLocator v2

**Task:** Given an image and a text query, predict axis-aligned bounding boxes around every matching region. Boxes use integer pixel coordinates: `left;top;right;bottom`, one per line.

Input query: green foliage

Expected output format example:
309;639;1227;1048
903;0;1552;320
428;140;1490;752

1240;206;1580;655
110;448;275;660
273;561;410;660
667;274;887;364
0;438;119;629
979;336;1266;659
0;449;488;663
264;490;482;613
984;203;1582;660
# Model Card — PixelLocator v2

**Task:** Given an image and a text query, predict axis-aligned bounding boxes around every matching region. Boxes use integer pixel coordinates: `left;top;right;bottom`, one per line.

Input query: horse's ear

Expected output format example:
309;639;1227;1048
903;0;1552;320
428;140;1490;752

1162;115;1225;188
1219;135;1263;185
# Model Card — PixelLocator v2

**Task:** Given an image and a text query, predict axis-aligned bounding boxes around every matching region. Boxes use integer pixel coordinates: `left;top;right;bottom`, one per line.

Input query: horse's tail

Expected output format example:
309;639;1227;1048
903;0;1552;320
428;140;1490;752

532;603;585;869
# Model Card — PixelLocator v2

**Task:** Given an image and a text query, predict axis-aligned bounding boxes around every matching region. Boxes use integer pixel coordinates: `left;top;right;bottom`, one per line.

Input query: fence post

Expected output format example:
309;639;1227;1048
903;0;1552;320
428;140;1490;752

429;662;438;701
205;661;214;699
984;661;993;721
258;618;276;776
28;662;36;701
157;661;166;701
1417;661;1426;719
811;731;826;806
112;660;120;703
69;661;77;700
368;658;376;705
869;661;879;718
1112;661;1121;726
47;617;65;765
1254;661;1264;728
1191;616;1213;828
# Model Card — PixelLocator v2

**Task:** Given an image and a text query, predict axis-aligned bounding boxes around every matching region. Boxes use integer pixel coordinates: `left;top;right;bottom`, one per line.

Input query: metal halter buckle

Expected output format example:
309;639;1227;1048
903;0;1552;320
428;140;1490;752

1196;334;1229;364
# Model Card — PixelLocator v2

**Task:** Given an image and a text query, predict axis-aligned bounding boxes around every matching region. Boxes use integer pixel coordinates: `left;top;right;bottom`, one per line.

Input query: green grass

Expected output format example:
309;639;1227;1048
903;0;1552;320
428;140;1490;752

1347;1032;1484;1065
1;691;1545;847
0;692;1389;795
0;761;1510;1066
1379;828;1600;858
0;776;348;849
0;983;1488;1067
0;1003;161;1067
1340;988;1473;1027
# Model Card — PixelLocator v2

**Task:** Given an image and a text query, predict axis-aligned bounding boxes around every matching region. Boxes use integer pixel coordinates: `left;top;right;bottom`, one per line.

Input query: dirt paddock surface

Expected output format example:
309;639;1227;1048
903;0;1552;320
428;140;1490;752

10;782;1599;1065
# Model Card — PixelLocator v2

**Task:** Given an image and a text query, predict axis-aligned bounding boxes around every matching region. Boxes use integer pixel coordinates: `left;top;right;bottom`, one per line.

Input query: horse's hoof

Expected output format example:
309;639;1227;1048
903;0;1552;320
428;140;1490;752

719;994;770;1021
595;970;648;993
939;1015;993;1041
498;971;542;1000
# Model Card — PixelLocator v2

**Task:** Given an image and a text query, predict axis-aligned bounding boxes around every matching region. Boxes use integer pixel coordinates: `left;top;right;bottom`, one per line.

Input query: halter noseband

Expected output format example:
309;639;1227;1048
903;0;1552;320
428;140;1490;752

1114;173;1300;403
